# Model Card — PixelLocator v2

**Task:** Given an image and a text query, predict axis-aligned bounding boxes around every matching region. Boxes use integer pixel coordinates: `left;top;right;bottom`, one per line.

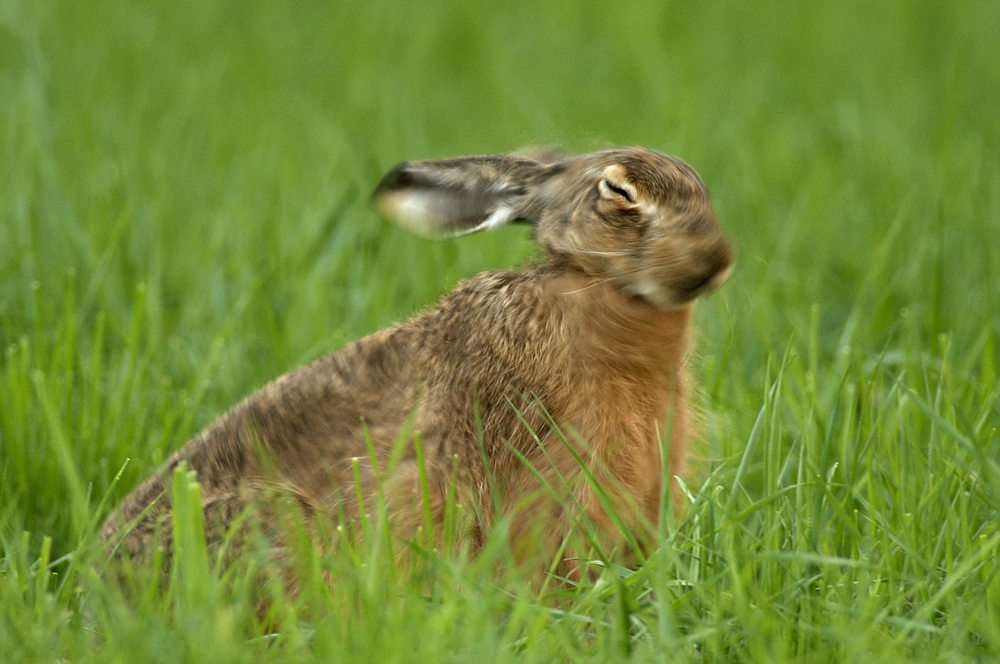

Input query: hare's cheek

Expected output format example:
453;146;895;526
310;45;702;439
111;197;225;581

627;276;664;303
619;270;678;309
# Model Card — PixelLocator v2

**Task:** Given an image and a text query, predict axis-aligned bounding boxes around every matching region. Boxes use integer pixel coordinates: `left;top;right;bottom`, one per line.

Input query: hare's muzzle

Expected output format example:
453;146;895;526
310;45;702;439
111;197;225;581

619;233;734;309
675;239;735;302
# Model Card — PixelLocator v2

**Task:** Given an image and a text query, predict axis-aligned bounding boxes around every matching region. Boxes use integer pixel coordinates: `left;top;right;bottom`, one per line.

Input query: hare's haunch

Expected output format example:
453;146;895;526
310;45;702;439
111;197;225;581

100;147;734;574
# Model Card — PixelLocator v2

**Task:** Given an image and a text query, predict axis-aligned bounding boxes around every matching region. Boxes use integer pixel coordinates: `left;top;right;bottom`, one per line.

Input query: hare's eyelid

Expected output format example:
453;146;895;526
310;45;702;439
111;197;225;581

598;178;637;204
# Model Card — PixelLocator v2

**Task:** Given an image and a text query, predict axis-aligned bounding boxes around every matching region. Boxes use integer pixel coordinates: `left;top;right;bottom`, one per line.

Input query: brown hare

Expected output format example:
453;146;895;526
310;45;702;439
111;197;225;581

100;146;734;578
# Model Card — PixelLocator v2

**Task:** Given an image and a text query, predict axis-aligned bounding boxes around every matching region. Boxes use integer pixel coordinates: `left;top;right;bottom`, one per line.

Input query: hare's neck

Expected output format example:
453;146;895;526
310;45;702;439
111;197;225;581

544;271;693;378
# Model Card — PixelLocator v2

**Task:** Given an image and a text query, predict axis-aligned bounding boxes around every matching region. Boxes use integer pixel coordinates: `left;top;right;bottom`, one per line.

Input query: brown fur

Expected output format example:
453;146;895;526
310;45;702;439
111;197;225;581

99;147;734;579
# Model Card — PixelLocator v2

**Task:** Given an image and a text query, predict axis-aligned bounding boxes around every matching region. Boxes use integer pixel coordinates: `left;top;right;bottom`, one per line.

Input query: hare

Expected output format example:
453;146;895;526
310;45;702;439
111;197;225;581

99;146;734;578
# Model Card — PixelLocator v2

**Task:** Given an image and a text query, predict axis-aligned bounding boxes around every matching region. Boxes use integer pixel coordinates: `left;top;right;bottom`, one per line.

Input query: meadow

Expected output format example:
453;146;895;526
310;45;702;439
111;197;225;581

1;0;998;661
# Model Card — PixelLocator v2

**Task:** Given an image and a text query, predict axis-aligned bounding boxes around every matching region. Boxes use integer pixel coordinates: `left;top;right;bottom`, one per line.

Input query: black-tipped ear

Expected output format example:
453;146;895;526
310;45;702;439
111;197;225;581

371;155;543;239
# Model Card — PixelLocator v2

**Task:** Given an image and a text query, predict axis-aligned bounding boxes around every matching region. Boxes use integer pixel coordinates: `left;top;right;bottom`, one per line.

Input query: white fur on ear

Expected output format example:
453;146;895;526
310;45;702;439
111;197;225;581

377;189;523;240
376;189;444;239
469;203;517;233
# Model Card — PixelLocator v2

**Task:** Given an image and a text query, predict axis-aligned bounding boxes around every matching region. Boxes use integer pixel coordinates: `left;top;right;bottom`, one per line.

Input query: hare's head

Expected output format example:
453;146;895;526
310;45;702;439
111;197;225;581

373;147;734;309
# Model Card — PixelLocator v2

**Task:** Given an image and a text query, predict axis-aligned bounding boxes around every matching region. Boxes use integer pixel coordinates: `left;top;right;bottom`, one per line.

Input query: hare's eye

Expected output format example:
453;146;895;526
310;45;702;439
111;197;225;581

599;178;636;205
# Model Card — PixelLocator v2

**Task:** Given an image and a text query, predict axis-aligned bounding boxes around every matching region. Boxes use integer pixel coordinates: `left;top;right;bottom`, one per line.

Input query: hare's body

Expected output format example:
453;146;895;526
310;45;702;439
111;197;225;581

101;147;733;573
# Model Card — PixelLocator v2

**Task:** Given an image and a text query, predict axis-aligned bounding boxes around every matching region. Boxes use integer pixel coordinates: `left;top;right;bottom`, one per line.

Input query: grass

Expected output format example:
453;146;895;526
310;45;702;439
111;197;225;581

1;0;999;660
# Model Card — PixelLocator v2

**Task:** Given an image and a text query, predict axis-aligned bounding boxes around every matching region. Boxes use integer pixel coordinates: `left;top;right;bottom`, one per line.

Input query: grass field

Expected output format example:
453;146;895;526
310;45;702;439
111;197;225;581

1;0;999;661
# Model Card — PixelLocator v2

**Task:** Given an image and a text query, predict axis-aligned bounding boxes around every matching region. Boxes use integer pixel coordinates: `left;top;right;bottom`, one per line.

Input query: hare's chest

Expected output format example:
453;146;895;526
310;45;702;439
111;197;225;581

563;367;682;449
555;363;691;507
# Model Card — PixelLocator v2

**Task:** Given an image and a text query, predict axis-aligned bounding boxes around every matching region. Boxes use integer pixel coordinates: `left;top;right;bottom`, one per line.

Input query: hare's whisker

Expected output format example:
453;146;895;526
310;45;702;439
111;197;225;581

560;277;614;296
576;249;628;257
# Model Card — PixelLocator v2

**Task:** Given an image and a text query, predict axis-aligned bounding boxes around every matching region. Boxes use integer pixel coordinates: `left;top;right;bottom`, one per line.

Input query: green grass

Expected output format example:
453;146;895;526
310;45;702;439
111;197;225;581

1;0;999;660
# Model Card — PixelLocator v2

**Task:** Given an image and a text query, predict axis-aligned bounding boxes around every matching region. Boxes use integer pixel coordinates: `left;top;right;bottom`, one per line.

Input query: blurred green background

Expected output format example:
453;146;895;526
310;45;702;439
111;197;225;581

0;1;999;658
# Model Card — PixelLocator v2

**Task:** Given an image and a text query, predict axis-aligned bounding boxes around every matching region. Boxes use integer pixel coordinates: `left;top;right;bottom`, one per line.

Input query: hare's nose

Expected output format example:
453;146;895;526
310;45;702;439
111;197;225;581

679;241;735;300
705;241;735;284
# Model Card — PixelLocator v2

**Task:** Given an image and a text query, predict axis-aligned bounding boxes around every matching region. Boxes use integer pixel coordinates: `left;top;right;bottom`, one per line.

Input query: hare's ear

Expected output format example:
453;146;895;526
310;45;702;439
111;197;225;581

372;155;545;239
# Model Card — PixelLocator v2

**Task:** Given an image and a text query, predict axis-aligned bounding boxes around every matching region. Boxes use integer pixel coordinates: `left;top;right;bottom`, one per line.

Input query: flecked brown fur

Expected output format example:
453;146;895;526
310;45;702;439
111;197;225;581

100;146;734;578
